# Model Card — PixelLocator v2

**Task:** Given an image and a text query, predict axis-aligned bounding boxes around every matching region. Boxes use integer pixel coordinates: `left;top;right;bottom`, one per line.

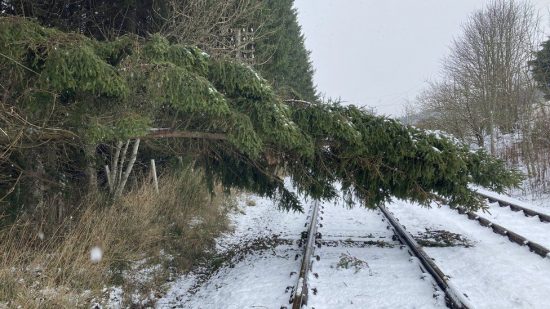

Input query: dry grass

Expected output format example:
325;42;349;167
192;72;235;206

0;168;233;308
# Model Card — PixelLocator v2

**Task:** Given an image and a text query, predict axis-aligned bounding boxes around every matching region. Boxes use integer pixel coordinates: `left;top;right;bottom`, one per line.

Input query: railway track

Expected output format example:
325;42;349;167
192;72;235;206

447;191;550;258
168;189;550;308
379;205;472;309
476;190;550;223
289;200;321;309
287;199;472;308
386;198;550;308
286;189;549;308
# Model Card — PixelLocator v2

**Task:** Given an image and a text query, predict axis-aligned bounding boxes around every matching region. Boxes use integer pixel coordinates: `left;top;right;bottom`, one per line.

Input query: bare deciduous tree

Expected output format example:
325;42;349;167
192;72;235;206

419;0;541;154
160;0;265;60
417;79;487;147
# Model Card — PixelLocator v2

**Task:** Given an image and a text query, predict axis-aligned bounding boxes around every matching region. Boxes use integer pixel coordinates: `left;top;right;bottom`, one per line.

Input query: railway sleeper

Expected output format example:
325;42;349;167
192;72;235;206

491;224;508;236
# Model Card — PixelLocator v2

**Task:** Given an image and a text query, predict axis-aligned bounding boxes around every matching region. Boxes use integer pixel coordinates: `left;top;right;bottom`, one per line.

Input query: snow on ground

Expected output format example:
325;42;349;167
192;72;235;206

160;244;301;308
216;193;307;247
318;201;390;240
388;200;550;309
159;181;550;309
512;190;550;209
309;246;444;309
308;201;445;309
157;194;308;308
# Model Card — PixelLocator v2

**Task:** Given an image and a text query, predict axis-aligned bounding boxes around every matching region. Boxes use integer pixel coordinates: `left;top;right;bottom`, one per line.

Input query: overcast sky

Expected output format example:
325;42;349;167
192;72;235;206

294;0;550;117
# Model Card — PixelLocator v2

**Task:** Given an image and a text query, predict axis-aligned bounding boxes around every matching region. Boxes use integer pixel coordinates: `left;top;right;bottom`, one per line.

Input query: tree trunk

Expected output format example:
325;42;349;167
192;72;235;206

31;152;45;211
489;111;496;155
84;144;98;192
115;138;140;197
117;140;130;187
111;140;123;186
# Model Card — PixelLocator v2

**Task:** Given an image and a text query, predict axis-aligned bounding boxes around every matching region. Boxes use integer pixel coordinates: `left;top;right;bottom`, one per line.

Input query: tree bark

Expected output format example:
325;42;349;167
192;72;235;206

115;138;140;197
117;139;130;188
84;144;98;192
111;140;123;186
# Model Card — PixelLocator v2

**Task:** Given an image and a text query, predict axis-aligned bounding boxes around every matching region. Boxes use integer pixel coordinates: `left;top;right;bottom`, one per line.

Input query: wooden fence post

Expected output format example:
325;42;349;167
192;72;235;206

151;159;159;194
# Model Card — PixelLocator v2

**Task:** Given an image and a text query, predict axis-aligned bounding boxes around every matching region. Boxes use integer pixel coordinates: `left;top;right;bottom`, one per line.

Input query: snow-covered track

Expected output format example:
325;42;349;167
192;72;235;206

454;206;550;258
379;205;473;309
290;200;320;309
386;200;550;308
475;191;550;223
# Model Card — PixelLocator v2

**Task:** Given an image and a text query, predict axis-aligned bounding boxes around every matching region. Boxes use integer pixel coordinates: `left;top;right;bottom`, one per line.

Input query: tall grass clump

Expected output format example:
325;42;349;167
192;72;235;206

0;168;233;308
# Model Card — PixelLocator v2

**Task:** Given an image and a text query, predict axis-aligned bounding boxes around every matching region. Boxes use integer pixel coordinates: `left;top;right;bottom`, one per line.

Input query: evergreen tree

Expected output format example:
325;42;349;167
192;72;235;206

254;0;317;102
530;39;550;99
0;0;169;40
0;0;317;101
0;17;521;217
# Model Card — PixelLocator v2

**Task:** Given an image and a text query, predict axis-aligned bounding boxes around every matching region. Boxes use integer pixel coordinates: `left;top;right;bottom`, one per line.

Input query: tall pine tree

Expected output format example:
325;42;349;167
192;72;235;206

254;0;317;102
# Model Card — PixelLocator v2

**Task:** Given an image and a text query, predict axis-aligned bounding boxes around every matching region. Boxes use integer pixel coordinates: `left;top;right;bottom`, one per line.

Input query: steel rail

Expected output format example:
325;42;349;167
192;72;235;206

379;205;473;309
475;191;550;223
290;200;320;309
454;206;550;258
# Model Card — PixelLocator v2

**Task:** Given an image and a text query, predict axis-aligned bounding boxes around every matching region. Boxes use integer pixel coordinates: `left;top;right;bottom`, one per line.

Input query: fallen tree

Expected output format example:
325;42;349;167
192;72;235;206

0;17;521;215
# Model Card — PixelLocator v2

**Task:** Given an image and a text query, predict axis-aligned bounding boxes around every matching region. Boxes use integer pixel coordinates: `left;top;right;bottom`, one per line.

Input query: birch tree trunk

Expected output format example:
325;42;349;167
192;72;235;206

118;140;130;187
114;139;140;197
111;140;123;186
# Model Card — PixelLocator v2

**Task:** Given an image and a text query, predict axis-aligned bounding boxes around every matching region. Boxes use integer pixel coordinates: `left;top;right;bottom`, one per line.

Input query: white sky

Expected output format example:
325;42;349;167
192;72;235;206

294;0;550;117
